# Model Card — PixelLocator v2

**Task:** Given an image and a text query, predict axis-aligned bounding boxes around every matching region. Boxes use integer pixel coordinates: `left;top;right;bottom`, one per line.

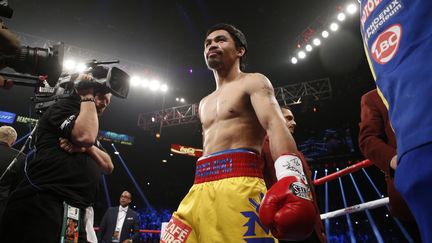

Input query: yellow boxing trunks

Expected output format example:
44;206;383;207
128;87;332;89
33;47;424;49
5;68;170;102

161;148;277;243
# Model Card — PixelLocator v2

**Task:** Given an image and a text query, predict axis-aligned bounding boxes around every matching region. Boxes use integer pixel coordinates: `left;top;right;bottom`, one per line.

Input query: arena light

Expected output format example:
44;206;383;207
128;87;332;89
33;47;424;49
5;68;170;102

312;38;321;46
75;63;87;73
298;51;306;59
130;76;141;87
305;44;313;52
63;59;76;71
149;80;161;91
160;84;168;92
140;78;149;88
330;22;339;32
322;30;329;38
337;12;346;22
346;3;357;14
176;97;186;102
291;57;298;64
162;159;167;163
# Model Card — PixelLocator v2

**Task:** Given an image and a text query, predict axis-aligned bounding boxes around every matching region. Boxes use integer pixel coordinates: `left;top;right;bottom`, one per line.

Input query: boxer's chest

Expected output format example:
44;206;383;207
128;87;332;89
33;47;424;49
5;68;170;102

201;85;249;127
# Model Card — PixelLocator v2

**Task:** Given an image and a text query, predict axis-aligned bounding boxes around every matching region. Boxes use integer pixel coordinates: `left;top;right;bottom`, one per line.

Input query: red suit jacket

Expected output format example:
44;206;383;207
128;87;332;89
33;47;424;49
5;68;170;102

358;89;414;221
261;137;326;243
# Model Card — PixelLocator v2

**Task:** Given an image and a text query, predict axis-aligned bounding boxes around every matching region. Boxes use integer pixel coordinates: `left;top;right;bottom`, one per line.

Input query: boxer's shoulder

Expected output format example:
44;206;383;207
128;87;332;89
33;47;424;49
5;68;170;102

243;72;274;94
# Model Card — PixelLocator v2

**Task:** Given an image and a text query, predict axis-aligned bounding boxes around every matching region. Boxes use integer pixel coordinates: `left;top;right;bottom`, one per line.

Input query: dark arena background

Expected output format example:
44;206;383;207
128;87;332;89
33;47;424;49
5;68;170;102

0;1;413;242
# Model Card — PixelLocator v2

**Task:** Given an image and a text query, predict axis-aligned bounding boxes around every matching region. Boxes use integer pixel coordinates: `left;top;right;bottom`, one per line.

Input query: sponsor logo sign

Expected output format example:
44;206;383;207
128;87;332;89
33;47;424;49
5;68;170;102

371;24;402;64
0;111;16;124
160;217;192;243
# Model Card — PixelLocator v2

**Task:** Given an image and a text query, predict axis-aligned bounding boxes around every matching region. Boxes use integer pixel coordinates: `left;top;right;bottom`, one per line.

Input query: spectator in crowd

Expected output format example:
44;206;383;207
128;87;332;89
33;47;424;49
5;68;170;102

98;191;139;243
0;125;25;220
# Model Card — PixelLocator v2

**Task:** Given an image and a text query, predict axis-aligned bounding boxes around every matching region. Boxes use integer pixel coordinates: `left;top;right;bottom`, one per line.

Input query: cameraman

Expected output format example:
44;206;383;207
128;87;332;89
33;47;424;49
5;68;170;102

0;18;20;89
0;74;115;242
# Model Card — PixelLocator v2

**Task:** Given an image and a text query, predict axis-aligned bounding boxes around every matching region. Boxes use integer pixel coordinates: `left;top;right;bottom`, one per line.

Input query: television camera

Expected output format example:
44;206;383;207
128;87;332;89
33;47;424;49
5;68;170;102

0;2;130;115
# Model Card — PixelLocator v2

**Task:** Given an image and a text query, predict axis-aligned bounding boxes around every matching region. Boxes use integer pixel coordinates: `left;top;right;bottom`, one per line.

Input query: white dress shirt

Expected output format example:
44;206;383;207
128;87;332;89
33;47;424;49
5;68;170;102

113;206;128;242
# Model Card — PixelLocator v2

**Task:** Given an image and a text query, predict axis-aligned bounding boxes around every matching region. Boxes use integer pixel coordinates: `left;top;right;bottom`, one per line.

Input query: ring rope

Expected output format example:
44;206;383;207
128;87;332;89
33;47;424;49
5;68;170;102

320;197;389;220
313;159;373;186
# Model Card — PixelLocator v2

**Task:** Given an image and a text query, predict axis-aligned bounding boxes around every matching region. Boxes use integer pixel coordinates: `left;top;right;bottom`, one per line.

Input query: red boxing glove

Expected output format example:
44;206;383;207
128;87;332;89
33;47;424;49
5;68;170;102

259;153;316;240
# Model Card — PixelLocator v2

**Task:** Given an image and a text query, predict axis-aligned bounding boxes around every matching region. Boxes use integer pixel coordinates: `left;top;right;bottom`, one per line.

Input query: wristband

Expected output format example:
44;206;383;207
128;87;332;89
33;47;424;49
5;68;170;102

274;154;308;185
80;97;95;103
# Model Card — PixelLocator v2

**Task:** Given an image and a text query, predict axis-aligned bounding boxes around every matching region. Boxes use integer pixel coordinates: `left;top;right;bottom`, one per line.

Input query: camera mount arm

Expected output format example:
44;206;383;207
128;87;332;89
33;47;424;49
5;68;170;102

0;71;45;87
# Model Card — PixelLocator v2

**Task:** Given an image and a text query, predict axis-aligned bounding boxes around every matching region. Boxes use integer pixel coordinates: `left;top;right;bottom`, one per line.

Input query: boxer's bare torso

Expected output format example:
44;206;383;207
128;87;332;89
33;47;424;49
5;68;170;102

199;72;268;155
200;28;296;157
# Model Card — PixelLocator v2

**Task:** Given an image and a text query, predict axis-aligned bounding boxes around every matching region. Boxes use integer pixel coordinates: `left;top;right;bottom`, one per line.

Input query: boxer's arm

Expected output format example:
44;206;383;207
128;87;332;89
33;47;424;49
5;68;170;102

198;97;208;154
247;73;297;158
248;74;315;240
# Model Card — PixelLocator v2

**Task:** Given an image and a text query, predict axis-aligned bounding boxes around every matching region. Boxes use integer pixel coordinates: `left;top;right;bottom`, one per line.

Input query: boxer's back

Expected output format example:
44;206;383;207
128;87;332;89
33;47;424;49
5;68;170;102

199;73;266;156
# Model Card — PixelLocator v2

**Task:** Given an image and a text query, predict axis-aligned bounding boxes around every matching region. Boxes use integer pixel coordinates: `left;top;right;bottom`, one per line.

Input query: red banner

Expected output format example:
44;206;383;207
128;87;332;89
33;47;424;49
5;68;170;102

171;144;203;157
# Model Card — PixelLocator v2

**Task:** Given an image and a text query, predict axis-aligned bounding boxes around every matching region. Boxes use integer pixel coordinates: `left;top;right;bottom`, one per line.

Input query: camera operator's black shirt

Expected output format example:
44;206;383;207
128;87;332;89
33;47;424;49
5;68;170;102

17;94;102;208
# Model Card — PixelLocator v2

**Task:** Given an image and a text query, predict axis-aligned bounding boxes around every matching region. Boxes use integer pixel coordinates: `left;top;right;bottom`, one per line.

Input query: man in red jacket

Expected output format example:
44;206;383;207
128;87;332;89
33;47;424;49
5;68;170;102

261;107;326;243
359;89;420;241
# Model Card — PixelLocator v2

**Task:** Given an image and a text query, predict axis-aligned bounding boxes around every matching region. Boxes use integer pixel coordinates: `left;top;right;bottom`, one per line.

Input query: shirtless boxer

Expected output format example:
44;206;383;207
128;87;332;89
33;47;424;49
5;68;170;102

161;23;316;242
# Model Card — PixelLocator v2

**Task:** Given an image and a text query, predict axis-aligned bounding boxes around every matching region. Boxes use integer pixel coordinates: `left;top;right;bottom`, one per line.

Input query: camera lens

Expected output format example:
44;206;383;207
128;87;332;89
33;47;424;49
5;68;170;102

4;43;64;86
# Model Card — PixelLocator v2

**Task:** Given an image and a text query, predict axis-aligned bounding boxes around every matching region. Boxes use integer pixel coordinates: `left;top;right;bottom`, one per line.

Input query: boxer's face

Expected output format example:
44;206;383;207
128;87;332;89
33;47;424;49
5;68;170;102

281;108;296;134
95;92;112;115
204;29;243;70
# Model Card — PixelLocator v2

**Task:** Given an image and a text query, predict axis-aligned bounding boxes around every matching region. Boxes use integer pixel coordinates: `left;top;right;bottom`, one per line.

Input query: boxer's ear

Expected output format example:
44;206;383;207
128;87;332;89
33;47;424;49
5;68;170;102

237;47;246;57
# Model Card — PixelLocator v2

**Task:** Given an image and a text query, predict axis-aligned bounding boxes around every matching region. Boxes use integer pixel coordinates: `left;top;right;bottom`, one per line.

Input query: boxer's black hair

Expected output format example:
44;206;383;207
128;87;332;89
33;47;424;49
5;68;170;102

281;106;291;111
206;23;248;71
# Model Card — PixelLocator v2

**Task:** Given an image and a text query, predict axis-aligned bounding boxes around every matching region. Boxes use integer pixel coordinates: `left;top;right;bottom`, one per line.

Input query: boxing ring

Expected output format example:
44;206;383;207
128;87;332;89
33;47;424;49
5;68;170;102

121;159;415;242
